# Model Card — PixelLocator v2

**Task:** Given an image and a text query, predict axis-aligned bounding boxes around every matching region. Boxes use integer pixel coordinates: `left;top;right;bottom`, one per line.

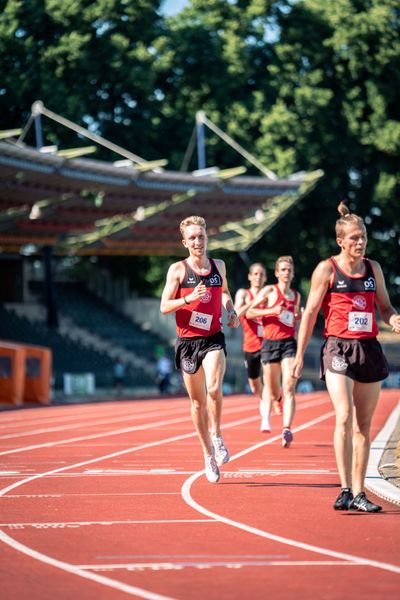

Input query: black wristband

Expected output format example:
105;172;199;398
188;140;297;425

184;296;190;305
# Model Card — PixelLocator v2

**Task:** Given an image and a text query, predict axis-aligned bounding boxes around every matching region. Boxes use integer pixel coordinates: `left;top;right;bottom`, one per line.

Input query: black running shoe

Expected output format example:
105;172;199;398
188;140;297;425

349;492;382;513
333;488;353;510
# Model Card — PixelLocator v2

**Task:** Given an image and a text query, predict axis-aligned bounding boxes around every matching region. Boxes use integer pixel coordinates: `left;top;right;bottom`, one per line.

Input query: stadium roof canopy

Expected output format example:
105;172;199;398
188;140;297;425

0;113;323;257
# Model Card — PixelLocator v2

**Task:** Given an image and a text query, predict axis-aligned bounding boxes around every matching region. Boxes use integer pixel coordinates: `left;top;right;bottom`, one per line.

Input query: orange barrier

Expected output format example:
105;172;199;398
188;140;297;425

24;345;52;405
0;341;52;405
0;342;26;406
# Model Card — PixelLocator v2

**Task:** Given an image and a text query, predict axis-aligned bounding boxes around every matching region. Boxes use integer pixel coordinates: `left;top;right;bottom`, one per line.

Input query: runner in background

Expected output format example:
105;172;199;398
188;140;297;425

292;201;400;512
247;256;301;447
160;216;240;484
234;263;267;422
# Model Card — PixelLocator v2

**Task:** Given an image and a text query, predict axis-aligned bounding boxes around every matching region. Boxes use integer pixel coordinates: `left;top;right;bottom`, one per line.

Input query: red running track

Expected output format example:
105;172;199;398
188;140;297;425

0;390;399;600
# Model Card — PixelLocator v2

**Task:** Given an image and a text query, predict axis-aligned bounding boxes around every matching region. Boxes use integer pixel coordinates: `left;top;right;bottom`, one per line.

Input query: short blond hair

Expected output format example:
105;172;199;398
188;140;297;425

179;216;206;237
249;262;265;274
275;255;294;271
335;201;365;238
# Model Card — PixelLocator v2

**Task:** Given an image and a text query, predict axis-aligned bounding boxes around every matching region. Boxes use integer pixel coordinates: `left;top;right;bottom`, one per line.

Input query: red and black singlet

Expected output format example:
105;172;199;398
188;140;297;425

322;256;379;339
262;284;299;340
175;258;223;338
241;290;263;352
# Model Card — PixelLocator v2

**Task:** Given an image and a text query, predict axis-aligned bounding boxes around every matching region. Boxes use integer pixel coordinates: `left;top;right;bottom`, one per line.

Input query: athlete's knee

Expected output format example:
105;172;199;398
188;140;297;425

207;382;222;402
353;418;372;438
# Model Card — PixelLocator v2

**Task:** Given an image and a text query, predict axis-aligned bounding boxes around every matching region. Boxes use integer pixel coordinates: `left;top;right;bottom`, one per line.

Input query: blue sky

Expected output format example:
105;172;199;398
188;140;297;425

161;0;189;16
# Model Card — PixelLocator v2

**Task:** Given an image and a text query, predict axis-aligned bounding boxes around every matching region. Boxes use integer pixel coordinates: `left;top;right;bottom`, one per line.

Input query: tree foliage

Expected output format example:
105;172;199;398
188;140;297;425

0;0;399;301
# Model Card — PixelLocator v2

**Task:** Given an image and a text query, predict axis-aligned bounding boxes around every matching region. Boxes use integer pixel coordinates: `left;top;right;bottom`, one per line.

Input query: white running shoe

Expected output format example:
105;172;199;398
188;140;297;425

211;434;230;466
260;415;271;433
204;453;220;483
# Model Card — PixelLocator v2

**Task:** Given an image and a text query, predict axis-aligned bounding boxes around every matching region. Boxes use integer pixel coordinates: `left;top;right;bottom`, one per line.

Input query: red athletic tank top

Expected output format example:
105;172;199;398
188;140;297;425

322;257;379;339
175;258;223;338
262;285;298;340
240;290;264;352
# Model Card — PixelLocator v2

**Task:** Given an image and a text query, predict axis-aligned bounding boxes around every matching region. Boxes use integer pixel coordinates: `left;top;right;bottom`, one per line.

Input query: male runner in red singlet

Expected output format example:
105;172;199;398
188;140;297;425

234;263;267;417
160;216;240;483
247;256;301;446
292;202;400;512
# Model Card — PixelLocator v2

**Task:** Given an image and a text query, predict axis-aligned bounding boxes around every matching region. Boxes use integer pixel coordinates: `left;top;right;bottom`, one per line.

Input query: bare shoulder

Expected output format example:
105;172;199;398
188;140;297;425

368;259;385;282
213;258;226;274
167;260;185;280
313;258;333;280
258;283;275;297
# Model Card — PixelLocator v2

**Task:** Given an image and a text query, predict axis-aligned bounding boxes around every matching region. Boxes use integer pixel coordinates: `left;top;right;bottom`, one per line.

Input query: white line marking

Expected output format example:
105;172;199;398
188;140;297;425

0;531;177;600
76;560;364;571
181;411;400;575
0;519;214;528
0;405;189;439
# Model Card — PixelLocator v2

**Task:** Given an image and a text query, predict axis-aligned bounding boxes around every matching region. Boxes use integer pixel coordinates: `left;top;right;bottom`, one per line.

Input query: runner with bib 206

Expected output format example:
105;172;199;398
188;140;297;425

160;216;240;484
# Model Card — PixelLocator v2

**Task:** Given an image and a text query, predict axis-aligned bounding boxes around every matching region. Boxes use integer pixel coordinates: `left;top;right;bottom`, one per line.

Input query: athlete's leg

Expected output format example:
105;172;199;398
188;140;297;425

202;349;226;437
182;367;212;456
352;381;381;496
248;376;262;398
261;362;281;423
281;356;296;429
325;371;353;489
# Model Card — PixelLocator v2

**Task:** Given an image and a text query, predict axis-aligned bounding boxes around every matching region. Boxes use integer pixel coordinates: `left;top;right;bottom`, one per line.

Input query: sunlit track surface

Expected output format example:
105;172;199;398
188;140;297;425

0;391;399;600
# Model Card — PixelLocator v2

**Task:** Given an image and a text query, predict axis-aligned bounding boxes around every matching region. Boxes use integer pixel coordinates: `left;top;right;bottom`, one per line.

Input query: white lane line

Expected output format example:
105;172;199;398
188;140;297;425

181;411;400;576
2;493;181;498
0;530;177;600
0;414;199;457
0;405;190;439
0;519;214;528
76;560;365;571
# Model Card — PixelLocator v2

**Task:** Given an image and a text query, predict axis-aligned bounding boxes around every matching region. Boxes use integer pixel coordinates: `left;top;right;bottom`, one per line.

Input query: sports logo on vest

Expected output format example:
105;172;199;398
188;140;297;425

208;274;221;286
352;295;367;310
364;277;376;290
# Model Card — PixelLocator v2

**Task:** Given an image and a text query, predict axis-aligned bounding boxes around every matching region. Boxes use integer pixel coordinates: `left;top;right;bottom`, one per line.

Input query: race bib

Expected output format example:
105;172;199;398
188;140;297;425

348;311;373;332
190;310;213;331
279;310;294;327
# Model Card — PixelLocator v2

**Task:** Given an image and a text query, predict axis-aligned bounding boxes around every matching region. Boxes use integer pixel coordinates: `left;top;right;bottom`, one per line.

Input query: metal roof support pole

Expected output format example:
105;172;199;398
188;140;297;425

33;114;44;150
196;111;206;170
42;245;59;329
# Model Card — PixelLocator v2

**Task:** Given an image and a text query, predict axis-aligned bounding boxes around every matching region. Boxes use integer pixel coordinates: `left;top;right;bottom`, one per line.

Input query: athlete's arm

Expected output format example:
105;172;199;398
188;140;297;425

160;262;206;314
234;288;251;318
292;260;332;378
371;261;400;333
217;259;240;328
246;285;278;319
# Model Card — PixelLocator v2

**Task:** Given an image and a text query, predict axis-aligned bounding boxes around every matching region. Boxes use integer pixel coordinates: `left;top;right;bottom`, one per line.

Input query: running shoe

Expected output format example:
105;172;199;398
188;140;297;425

282;427;293;448
204;453;220;483
273;396;283;415
260;415;271;433
211;434;230;466
349;492;382;513
333;488;353;510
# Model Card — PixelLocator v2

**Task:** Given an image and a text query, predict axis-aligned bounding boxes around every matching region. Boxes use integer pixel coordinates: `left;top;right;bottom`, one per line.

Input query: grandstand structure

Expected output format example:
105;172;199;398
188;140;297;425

0;104;323;395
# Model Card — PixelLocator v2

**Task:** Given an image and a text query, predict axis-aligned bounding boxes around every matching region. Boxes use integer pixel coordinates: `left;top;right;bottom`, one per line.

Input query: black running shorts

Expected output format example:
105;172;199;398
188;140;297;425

261;337;297;364
320;336;389;383
244;350;262;379
175;331;226;374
